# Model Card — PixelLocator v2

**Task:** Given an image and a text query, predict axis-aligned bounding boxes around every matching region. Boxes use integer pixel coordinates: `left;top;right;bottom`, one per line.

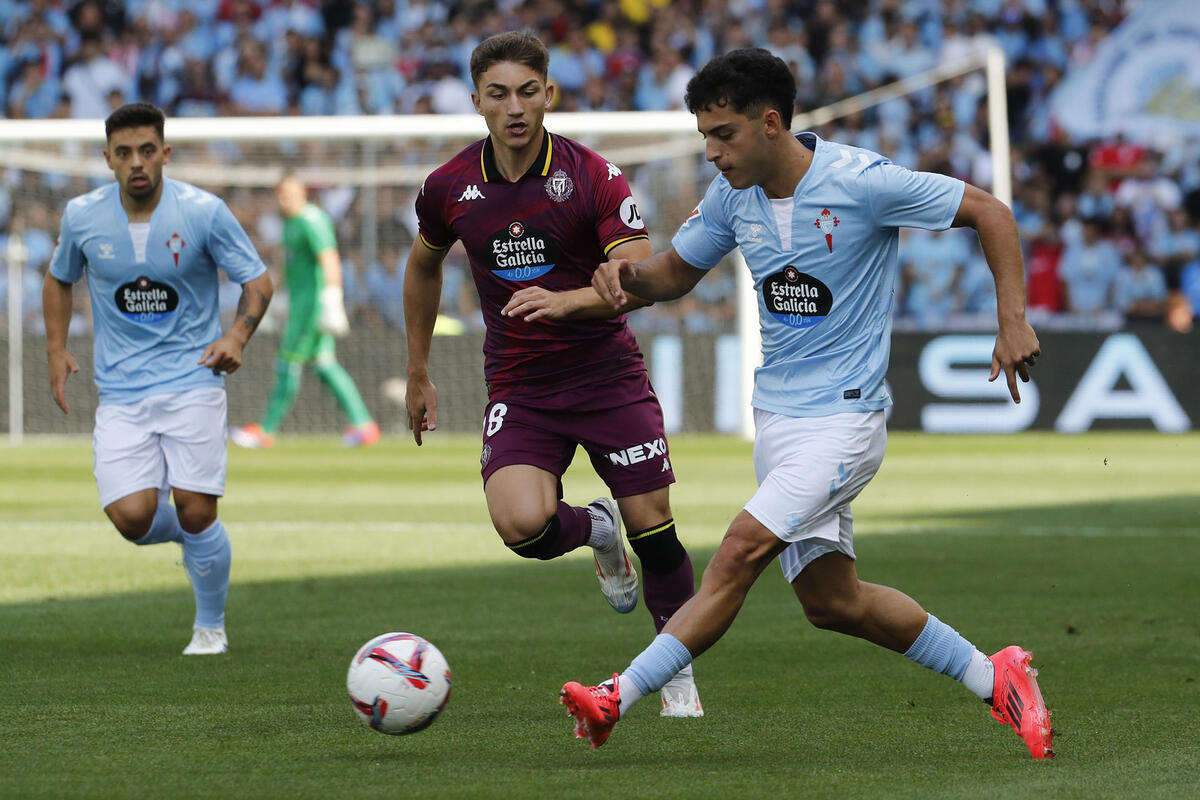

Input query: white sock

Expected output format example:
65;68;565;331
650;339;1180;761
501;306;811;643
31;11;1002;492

961;649;995;701
586;504;616;550
667;663;694;684
615;674;644;717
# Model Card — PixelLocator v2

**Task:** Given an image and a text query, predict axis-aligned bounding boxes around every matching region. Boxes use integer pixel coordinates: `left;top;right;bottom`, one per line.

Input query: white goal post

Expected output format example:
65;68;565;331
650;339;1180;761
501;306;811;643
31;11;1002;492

2;48;1007;443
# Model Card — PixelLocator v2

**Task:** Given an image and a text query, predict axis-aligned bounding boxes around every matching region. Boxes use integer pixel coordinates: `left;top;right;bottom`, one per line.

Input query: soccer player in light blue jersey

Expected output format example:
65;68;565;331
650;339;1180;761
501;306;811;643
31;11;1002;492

560;50;1054;759
42;102;273;655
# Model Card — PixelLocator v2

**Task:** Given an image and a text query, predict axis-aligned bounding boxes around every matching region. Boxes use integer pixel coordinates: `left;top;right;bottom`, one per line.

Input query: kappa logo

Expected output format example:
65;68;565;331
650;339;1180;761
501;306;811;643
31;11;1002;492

166;233;186;266
606;438;667;466
458;184;485;201
606;162;622;180
97;241;116;259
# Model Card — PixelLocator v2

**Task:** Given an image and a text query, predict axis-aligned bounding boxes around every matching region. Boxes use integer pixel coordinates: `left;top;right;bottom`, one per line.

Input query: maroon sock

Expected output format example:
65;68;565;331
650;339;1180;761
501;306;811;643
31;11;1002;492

642;553;695;632
505;501;593;561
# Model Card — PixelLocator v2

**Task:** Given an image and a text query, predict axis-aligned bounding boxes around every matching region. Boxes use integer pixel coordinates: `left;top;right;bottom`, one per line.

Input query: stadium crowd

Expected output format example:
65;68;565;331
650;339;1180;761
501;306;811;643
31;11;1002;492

2;0;1199;335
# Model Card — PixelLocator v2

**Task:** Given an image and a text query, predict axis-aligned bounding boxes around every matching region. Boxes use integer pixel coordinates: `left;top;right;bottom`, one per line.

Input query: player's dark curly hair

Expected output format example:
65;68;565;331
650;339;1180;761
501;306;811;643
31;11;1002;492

105;102;165;142
470;31;549;88
685;48;796;129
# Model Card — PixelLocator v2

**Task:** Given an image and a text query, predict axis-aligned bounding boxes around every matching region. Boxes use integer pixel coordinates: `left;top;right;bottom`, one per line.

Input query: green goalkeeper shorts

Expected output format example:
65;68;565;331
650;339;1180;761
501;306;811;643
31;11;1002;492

279;317;336;365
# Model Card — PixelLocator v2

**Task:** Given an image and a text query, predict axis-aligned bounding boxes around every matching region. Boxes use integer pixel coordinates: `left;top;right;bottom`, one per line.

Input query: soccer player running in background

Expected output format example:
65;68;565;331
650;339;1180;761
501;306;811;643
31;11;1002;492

560;49;1054;758
231;176;379;449
43;102;273;655
404;31;702;715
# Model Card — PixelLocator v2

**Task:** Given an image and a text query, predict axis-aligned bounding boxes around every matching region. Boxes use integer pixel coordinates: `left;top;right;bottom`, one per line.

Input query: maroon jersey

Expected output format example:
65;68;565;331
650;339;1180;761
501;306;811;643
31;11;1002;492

415;130;650;405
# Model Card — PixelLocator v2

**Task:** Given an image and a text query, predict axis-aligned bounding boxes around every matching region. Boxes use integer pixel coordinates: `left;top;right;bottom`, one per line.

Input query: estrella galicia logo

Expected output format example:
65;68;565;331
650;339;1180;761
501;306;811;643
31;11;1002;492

763;265;832;329
487;221;560;281
115;276;179;323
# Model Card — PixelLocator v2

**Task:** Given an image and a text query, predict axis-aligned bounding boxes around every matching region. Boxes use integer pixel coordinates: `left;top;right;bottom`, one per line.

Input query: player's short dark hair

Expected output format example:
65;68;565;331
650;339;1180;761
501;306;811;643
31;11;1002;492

685;48;796;129
105;102;165;142
469;31;549;88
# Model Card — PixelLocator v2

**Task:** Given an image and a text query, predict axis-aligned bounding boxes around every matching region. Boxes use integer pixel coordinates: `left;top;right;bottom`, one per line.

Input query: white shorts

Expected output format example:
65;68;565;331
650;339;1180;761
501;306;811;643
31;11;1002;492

744;409;887;583
93;386;228;508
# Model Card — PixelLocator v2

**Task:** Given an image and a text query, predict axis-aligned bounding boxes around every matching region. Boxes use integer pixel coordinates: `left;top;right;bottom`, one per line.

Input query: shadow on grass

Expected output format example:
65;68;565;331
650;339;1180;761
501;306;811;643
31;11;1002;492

2;509;1198;799
877;493;1200;534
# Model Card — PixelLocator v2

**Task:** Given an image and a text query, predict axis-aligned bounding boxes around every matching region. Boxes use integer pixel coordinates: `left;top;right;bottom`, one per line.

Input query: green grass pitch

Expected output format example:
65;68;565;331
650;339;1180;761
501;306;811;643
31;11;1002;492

1;432;1198;799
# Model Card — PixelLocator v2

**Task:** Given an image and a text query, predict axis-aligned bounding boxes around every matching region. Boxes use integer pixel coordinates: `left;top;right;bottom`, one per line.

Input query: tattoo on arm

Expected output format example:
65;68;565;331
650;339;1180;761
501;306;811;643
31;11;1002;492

236;288;265;333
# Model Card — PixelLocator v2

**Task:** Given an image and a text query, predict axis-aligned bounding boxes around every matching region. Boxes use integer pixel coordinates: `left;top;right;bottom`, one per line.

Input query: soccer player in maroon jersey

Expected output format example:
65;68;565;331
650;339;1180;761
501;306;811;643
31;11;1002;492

403;31;703;716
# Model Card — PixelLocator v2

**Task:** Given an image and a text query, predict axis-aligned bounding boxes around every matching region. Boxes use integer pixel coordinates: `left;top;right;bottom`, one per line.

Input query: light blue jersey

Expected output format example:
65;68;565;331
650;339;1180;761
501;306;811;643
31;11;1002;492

672;133;965;417
50;178;266;405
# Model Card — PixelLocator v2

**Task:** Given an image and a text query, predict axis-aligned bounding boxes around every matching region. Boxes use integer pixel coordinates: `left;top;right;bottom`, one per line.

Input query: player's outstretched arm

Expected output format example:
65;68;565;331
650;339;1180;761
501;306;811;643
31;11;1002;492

952;184;1040;402
200;272;273;374
403;239;449;445
501;239;655;321
592;248;706;310
42;273;79;414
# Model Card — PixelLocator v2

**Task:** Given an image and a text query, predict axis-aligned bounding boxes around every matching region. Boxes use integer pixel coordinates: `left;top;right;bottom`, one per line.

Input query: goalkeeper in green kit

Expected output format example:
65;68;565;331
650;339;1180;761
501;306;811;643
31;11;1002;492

231;177;379;448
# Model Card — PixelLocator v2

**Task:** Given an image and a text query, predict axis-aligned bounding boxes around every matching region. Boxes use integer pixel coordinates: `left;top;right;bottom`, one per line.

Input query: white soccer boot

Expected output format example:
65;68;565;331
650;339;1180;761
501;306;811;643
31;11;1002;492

588;498;638;614
183;625;228;655
660;664;704;717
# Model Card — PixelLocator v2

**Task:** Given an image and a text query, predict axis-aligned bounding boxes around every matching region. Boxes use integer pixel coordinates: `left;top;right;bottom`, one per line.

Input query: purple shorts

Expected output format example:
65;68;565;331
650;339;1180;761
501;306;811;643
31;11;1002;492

479;373;675;499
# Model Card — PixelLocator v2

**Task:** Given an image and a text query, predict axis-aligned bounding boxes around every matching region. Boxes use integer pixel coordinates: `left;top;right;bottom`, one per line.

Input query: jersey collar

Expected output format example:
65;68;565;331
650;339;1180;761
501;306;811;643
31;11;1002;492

480;129;554;183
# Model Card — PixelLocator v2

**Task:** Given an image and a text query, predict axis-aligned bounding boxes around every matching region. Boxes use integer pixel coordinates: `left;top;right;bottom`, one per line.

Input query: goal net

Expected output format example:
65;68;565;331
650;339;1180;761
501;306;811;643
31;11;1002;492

1;48;1007;442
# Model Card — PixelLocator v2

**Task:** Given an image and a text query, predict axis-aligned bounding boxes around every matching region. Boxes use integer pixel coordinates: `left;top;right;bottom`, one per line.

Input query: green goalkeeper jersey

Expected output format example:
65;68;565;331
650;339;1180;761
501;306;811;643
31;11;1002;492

282;203;338;325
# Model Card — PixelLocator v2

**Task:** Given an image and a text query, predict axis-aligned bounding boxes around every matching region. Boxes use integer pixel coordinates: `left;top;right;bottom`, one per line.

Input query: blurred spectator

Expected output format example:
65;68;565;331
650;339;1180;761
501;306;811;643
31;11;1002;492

634;42;693;111
1026;220;1064;312
1089;131;1145;190
1076;171;1115;222
175;58;223;118
1114;248;1168;324
1059;217;1121;317
61;32;129;118
6;56;59;118
4;0;1200;334
1150;208;1200;287
228;39;287;114
1172;262;1200;332
899;228;969;325
550;26;604;97
1114;151;1181;243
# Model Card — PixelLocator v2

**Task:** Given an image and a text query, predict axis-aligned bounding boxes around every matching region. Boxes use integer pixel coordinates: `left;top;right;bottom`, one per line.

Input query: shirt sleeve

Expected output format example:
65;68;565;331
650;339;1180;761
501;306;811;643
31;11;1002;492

207;200;267;284
865;162;965;231
414;177;455;251
670;177;737;271
591;157;649;255
48;203;85;283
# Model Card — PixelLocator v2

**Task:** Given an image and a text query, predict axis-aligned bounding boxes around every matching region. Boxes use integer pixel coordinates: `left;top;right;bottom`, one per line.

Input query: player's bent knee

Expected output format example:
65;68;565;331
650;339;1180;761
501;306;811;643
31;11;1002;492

110;512;155;541
177;505;217;534
105;496;157;540
801;595;862;632
492;513;547;544
503;514;563;560
173;492;218;534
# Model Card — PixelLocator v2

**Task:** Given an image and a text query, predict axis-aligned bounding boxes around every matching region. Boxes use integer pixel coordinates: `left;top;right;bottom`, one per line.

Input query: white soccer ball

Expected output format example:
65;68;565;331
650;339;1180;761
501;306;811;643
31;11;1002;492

346;632;452;735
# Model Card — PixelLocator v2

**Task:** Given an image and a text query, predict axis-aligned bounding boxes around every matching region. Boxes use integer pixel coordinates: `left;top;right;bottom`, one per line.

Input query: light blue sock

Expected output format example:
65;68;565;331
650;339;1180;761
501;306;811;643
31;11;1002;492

181;519;231;629
903;613;977;681
623;633;694;696
132;494;183;546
